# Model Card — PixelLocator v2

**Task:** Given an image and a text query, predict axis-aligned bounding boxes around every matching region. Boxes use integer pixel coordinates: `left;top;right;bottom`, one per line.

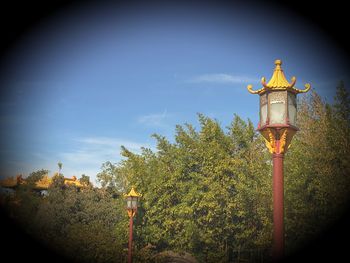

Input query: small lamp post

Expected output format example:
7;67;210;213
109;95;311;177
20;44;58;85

247;60;310;260
124;186;141;263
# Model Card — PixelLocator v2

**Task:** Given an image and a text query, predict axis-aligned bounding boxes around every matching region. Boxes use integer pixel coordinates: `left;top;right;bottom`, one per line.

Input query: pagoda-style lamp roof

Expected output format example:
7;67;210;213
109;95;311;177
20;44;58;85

124;186;142;198
247;59;311;95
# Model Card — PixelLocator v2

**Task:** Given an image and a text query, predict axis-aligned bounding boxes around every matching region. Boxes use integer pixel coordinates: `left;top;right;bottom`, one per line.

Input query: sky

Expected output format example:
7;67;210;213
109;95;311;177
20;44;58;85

0;1;349;185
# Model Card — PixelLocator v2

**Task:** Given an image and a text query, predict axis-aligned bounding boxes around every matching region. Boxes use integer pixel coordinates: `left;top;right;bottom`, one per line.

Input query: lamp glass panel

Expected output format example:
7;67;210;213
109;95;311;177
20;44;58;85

127;199;132;209
260;94;268;126
270;103;285;124
269;91;286;124
260;104;268;125
131;198;138;209
288;92;297;125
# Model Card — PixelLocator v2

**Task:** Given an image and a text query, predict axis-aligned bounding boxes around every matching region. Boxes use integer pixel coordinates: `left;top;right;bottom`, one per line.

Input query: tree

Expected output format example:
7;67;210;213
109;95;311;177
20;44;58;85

100;114;272;262
97;161;127;193
51;173;65;189
26;169;49;186
58;161;63;176
80;174;91;187
284;83;350;254
32;185;128;263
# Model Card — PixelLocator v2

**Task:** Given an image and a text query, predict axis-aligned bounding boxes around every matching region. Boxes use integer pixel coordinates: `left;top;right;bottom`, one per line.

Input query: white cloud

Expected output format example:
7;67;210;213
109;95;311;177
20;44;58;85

58;136;154;184
189;73;259;84
76;137;148;151
61;137;153;165
138;110;169;127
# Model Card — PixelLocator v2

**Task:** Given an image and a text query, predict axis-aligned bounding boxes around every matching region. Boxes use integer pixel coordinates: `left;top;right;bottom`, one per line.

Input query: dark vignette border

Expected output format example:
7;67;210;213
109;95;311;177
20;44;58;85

0;1;349;262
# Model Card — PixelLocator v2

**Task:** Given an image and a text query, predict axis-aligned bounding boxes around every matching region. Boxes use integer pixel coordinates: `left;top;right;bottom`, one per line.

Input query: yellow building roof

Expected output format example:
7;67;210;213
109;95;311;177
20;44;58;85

63;176;85;188
247;59;311;95
1;175;86;190
0;175;24;188
34;175;86;189
0;177;18;188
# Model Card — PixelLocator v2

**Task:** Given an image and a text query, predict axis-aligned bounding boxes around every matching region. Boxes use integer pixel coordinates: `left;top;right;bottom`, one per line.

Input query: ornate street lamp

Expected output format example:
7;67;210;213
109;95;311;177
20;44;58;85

124;186;141;263
247;60;310;259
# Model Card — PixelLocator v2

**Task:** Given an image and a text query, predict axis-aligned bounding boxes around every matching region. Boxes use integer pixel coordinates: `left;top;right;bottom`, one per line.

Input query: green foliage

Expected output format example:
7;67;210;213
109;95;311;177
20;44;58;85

10;186;128;263
80;174;91;186
334;81;350;121
97;161;126;193
284;83;350;253
26;169;48;186
101;113;272;262
51;173;65;189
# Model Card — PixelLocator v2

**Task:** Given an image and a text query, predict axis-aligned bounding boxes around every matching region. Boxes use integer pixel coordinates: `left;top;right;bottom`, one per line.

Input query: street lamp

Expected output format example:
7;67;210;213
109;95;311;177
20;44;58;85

124;186;141;263
247;60;310;260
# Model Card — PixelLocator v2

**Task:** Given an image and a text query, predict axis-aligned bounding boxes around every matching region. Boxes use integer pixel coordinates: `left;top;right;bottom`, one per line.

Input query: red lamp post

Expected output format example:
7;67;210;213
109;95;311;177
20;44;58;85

247;60;310;260
124;186;141;263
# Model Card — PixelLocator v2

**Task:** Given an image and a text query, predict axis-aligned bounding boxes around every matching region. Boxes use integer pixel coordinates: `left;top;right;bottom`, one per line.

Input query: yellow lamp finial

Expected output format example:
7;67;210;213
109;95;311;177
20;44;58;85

275;59;282;66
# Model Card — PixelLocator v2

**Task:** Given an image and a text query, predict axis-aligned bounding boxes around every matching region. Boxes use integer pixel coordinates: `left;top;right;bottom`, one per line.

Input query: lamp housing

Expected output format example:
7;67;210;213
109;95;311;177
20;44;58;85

259;90;297;129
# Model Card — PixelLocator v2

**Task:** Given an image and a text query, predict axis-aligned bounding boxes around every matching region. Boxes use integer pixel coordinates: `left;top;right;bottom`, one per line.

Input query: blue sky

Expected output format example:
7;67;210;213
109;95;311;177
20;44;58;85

0;2;348;184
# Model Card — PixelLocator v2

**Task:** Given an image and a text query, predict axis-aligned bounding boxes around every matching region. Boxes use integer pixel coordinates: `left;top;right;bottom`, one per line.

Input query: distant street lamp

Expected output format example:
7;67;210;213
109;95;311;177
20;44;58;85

247;60;310;260
124;186;141;263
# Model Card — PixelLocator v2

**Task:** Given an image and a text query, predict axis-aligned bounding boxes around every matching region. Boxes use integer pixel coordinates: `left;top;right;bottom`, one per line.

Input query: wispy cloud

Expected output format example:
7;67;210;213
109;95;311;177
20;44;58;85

62;137;153;164
76;137;148;152
138;110;169;127
58;136;154;182
189;73;259;84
